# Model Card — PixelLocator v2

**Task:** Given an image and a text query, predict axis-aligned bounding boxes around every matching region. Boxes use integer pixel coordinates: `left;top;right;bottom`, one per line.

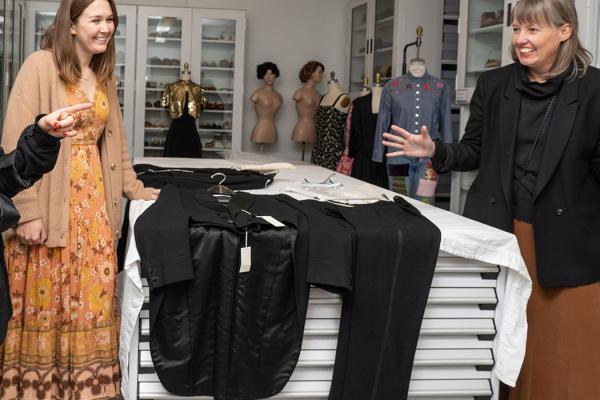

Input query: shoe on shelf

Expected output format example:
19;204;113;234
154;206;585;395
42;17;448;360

484;59;500;68
496;9;504;25
480;11;497;28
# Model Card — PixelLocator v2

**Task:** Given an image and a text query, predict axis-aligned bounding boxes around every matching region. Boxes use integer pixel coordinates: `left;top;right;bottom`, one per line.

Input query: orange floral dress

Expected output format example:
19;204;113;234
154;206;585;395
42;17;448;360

0;82;120;399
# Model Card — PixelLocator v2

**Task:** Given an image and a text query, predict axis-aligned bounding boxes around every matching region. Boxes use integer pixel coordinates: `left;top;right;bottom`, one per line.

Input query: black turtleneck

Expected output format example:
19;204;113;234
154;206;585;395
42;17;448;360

512;63;566;223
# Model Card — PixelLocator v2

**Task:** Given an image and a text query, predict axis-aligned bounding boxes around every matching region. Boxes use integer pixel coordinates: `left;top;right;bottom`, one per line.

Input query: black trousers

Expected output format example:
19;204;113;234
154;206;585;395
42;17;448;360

328;198;441;400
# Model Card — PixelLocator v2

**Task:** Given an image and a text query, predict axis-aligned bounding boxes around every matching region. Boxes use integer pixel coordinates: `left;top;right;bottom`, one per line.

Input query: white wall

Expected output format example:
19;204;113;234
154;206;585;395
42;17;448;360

575;0;600;64
118;0;348;161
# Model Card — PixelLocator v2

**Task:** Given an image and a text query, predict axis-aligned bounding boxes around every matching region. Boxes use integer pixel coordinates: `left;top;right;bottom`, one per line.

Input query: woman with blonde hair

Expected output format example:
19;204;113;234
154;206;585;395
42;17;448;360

0;0;158;397
383;0;600;398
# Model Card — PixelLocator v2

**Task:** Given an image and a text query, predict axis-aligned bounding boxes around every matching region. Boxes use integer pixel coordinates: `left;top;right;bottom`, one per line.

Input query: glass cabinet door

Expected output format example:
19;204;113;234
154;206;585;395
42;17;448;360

463;0;504;88
114;17;127;115
373;0;395;83
135;7;191;157
196;17;236;155
114;5;136;151
1;0;25;140
191;9;245;157
32;9;52;51
348;2;368;93
24;1;56;56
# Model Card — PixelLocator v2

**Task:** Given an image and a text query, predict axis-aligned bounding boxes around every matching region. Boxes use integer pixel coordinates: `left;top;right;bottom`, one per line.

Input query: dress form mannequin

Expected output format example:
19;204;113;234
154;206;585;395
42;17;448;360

250;62;282;152
408;58;427;78
292;60;324;160
180;64;191;81
311;71;351;170
372;54;452;204
359;77;371;97
371;73;384;114
161;63;206;158
320;71;350;113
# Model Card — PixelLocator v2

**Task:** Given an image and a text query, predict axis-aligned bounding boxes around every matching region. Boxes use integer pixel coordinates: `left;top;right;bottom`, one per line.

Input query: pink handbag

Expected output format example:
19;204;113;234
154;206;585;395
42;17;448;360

336;105;354;175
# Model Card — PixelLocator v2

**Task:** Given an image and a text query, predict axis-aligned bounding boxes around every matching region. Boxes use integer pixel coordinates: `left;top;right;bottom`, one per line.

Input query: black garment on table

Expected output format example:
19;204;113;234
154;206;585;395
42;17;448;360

163;94;202;158
0;121;61;344
134;187;353;399
348;93;389;188
512;64;565;223
311;94;348;170
328;197;440;400
134;164;276;190
134;187;440;400
116;165;276;270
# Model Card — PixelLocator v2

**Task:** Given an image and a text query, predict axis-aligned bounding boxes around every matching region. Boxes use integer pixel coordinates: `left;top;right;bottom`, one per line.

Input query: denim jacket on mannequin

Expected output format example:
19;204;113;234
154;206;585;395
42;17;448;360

372;71;452;166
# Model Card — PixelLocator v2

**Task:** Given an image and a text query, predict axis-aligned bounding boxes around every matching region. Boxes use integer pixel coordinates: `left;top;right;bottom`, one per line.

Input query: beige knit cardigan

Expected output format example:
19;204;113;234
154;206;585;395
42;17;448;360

1;50;151;247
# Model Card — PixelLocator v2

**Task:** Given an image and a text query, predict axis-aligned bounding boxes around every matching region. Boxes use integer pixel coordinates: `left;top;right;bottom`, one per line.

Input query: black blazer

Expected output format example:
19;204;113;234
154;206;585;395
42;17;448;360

348;93;389;188
433;63;600;287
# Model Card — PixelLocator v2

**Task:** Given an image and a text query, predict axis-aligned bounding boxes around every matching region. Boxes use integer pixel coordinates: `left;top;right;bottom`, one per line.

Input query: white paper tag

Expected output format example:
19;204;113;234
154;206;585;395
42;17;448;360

259;215;285;228
240;246;252;273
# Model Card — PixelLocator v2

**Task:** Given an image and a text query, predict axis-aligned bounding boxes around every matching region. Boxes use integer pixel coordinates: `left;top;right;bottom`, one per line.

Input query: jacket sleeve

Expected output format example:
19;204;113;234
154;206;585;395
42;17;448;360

372;84;392;162
439;81;453;144
591;133;600;181
348;101;360;158
0;54;46;222
0;122;59;200
135;185;194;290
432;76;484;173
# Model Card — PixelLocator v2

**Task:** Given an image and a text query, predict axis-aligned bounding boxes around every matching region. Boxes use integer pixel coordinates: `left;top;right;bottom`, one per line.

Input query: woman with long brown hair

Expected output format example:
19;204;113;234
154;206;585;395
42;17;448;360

0;0;158;398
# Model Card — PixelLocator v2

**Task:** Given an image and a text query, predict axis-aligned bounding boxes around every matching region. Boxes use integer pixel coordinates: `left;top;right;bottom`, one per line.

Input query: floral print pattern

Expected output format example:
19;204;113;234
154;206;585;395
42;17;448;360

0;82;120;399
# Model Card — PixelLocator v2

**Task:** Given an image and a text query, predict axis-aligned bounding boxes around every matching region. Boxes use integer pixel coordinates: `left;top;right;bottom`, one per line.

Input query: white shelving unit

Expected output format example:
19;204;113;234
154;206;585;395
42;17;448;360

134;7;245;158
455;0;511;99
452;0;512;213
134;7;192;158
346;0;443;95
130;251;500;400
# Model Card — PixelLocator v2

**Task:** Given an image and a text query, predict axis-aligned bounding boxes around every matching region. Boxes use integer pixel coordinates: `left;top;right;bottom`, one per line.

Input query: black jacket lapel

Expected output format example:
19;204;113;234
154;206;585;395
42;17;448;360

498;68;521;207
534;78;579;199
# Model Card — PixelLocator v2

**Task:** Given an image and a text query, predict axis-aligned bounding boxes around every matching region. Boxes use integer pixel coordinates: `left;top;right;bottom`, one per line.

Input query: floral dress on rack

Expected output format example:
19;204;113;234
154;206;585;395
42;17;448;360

0;81;120;400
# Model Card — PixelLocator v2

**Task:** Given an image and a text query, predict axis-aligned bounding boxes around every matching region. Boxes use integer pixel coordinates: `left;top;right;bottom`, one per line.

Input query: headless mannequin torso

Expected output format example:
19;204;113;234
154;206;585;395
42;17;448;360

161;63;205;157
292;66;323;144
250;66;282;145
359;77;371;98
320;72;350;113
371;73;384;114
180;66;191;82
371;86;383;114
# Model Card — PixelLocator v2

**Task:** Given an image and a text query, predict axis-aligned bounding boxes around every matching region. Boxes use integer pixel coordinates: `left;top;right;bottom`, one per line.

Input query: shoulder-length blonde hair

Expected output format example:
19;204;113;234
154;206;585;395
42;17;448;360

510;0;592;81
40;0;118;84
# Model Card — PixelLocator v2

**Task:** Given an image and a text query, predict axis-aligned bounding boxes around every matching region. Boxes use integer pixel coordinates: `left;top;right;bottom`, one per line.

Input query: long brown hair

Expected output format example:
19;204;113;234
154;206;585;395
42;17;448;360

41;0;118;84
510;0;591;80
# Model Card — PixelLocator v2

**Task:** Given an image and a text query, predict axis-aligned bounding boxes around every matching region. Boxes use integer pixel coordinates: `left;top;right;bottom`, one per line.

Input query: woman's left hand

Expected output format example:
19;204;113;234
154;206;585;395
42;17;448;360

37;103;93;138
382;125;436;158
150;188;160;200
140;187;160;200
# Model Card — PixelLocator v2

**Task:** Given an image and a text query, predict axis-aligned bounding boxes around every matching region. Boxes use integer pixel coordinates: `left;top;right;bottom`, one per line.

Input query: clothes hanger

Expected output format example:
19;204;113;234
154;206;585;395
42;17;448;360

208;172;234;195
136;167;194;176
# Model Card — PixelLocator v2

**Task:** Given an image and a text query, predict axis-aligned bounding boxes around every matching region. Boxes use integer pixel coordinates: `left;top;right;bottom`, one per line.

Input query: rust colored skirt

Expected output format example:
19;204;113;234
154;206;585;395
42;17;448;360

503;220;600;400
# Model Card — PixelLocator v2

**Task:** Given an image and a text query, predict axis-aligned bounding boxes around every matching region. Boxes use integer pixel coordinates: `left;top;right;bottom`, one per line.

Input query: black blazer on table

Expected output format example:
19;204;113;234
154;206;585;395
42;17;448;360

433;63;600;287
